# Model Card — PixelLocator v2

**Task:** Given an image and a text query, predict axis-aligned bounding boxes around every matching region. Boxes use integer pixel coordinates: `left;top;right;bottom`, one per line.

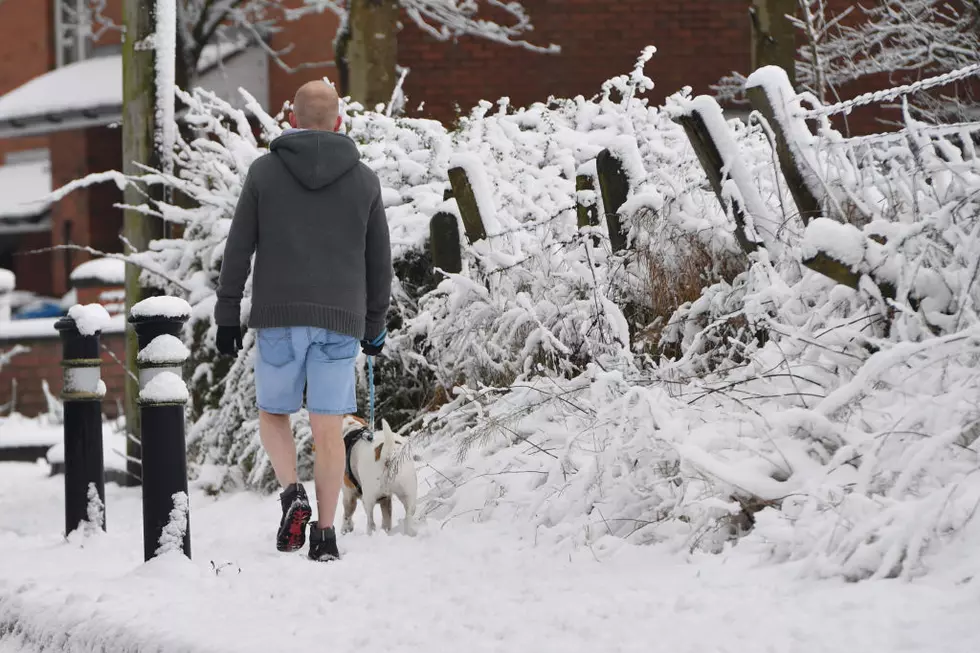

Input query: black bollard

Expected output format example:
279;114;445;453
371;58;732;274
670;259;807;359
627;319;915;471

129;296;192;560
55;309;107;535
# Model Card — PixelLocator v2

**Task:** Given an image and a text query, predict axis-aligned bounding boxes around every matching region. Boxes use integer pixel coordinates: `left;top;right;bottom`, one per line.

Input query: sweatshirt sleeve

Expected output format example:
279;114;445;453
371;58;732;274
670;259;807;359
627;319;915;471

214;171;259;327
364;185;392;341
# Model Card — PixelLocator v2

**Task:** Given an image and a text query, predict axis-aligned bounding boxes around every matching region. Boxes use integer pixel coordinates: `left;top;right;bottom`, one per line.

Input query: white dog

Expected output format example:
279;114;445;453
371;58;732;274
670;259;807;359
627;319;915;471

341;415;418;536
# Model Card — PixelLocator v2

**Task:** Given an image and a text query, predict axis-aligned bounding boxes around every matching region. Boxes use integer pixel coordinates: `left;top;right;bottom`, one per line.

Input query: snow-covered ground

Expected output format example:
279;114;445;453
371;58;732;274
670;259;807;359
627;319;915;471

0;413;127;471
0;414;61;449
1;457;978;652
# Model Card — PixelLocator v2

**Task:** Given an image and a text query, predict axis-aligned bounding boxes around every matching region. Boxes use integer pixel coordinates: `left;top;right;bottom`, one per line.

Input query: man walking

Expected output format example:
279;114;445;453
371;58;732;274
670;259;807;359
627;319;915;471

214;80;392;562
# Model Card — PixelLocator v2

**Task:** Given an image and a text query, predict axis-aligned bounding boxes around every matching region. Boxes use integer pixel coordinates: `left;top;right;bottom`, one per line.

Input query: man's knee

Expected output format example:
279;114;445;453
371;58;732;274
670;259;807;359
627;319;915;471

259;410;291;424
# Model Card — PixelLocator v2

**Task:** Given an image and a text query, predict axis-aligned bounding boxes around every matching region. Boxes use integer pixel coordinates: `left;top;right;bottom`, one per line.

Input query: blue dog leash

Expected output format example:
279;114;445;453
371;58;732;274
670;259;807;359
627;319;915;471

367;354;376;432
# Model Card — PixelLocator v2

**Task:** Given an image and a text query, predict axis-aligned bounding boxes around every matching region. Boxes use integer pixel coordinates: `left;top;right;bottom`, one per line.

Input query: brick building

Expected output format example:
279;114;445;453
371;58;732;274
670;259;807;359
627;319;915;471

0;0;882;417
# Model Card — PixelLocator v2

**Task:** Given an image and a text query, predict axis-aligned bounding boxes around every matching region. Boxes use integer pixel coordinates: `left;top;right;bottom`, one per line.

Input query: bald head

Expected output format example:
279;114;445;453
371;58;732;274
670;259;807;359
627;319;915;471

292;81;340;131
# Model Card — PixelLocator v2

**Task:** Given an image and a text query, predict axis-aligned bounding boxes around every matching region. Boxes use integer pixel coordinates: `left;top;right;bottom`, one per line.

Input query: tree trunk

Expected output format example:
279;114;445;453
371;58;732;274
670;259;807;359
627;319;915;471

346;0;399;109
750;0;797;87
122;0;165;486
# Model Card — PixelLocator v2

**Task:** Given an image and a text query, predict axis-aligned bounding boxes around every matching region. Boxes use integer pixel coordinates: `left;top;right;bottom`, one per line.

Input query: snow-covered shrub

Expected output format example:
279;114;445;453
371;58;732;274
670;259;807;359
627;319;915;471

412;63;980;582
644;80;980;577
409;48;750;390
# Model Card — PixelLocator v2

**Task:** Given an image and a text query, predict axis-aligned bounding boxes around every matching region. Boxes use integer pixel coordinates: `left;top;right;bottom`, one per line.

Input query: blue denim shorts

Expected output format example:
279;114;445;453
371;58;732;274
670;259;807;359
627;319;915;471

254;327;358;415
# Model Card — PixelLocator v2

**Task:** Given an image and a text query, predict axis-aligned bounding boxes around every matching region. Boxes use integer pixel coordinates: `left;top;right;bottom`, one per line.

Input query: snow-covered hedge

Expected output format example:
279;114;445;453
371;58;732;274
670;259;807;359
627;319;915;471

114;49;980;581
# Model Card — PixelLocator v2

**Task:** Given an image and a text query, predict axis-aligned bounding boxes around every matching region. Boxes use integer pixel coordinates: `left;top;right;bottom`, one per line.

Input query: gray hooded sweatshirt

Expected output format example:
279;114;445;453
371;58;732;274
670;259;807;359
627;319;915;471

214;130;392;341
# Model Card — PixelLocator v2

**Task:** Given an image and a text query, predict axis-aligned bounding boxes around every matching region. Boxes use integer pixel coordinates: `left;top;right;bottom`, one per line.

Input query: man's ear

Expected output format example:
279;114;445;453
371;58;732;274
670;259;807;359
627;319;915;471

334;115;343;132
288;111;298;128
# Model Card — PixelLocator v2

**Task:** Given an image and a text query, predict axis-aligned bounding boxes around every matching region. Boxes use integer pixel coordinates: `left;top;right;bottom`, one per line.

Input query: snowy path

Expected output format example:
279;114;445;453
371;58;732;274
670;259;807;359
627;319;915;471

0;462;977;653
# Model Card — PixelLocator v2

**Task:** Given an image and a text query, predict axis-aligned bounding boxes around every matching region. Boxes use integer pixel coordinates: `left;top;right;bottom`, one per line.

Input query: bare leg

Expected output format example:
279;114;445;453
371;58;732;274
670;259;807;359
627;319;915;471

309;413;344;529
259;411;297;487
341;487;357;534
379;496;393;533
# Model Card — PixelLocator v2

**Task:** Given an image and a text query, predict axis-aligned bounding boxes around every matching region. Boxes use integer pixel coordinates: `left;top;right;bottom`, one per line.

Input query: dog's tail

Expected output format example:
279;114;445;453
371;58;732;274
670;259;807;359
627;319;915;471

379;419;397;464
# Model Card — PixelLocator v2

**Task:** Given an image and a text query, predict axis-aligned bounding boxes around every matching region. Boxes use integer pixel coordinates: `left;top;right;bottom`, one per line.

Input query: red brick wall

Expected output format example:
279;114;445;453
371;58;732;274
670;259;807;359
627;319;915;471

10;232;54;297
0;331;126;418
85;126;124;255
398;0;751;125
47;127;123;296
0;1;52;162
392;0;903;136
0;0;53;96
267;0;342;112
49;130;89;296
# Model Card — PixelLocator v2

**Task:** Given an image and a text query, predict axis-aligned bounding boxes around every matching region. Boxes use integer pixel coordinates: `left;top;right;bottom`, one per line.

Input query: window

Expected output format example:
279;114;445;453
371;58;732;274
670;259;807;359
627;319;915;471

53;0;90;68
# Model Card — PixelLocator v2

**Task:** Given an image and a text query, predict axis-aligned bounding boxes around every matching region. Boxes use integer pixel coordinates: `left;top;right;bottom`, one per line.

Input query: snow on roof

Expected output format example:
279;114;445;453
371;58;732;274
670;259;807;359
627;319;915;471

0;39;262;137
0;155;52;221
0;313;126;340
0;56;122;127
70;258;126;285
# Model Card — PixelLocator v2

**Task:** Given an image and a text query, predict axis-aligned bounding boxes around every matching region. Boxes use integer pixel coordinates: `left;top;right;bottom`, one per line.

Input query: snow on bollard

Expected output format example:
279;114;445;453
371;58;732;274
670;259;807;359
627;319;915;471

55;303;111;536
129;295;192;561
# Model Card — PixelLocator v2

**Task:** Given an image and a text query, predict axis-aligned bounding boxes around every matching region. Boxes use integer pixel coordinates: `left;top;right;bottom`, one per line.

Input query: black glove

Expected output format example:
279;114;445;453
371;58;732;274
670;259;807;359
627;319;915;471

216;325;245;356
361;330;386;356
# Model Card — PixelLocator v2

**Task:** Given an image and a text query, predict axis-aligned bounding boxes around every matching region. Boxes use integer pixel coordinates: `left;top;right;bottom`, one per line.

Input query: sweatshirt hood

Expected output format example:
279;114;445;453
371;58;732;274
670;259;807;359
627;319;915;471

270;130;361;190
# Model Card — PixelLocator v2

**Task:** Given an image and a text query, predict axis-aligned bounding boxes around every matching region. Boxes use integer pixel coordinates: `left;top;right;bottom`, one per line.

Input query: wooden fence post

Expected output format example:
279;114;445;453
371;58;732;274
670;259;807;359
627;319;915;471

746;67;822;225
448;166;487;243
429;210;463;275
673;108;763;255
595;149;630;253
575;171;600;231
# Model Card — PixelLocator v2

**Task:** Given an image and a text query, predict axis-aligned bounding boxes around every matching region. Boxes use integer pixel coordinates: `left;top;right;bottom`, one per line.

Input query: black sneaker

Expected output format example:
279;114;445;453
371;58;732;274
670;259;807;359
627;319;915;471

308;522;340;562
276;483;312;552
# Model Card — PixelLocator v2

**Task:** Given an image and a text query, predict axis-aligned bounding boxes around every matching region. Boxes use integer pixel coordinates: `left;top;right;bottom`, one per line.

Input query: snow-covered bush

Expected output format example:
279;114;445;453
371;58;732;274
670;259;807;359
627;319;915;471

415;62;980;581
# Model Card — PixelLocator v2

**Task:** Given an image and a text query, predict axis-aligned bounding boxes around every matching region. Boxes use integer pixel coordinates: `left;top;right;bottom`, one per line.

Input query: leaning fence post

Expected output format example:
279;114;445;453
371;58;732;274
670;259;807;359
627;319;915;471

673;101;765;255
429;208;463;274
746;66;823;226
595;149;630;253
448;165;487;243
129;296;192;561
56;304;110;535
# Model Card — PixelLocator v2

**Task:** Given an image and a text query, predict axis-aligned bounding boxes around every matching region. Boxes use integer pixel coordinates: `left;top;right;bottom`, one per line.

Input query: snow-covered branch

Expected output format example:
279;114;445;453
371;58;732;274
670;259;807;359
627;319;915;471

715;0;980;122
798;0;980;122
299;0;557;53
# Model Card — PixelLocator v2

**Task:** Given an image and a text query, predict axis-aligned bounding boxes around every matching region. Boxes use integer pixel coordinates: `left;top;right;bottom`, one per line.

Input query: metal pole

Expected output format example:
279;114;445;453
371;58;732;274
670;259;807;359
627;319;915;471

129;296;192;560
55;314;106;535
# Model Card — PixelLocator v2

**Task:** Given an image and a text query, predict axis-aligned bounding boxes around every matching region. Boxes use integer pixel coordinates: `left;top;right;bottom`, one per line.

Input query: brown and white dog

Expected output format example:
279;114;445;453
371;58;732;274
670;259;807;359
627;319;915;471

341;415;418;536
